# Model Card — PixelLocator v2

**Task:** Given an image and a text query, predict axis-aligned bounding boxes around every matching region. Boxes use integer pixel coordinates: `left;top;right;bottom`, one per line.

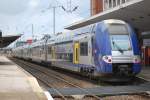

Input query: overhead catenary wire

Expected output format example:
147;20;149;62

20;0;90;40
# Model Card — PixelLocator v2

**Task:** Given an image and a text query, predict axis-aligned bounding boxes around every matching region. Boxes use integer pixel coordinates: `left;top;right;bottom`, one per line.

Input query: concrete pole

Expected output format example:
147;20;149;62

31;24;34;40
53;7;56;35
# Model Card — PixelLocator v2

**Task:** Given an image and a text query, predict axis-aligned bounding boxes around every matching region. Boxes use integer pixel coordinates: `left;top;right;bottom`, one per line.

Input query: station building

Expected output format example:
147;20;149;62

90;0;150;66
91;0;136;14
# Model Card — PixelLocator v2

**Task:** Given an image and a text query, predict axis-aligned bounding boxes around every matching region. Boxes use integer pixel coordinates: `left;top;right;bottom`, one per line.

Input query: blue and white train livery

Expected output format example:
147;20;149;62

13;19;141;81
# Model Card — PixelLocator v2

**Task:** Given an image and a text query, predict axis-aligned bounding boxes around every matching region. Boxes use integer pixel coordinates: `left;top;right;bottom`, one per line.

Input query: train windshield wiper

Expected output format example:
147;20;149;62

112;39;124;54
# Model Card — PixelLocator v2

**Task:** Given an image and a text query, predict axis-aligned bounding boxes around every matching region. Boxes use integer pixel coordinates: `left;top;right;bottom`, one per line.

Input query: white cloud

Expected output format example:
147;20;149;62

0;0;90;40
0;0;29;15
29;0;39;7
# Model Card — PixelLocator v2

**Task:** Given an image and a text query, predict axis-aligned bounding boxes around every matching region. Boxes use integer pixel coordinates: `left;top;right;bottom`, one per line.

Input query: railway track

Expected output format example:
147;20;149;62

10;57;150;100
10;57;101;100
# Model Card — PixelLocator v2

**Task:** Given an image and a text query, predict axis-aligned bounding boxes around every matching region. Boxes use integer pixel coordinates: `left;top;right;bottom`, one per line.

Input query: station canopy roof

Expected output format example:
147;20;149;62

0;35;21;48
65;0;150;32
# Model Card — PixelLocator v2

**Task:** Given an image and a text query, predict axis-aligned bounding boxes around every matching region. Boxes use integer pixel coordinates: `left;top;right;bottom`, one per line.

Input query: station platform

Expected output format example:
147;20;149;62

0;56;48;100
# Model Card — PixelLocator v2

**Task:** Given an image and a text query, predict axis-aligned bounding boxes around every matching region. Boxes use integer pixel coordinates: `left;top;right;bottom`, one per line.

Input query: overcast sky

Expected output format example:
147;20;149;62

0;0;90;40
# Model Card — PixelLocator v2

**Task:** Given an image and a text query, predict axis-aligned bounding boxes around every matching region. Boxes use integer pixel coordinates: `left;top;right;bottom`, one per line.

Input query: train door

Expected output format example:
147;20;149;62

73;42;79;64
52;46;55;59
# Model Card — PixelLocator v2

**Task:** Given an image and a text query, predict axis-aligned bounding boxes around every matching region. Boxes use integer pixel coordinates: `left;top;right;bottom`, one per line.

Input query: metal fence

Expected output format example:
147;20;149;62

103;0;134;10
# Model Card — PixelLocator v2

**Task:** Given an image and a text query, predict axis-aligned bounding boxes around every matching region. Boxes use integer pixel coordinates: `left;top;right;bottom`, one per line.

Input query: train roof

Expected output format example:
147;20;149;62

103;19;126;25
13;44;29;51
65;19;126;30
46;25;95;45
14;20;127;48
30;40;45;48
47;32;74;44
48;19;126;44
47;38;55;45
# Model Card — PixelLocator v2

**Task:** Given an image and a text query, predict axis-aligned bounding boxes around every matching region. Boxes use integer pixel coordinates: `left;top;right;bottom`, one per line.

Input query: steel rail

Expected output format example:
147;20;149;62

11;58;101;100
11;58;67;100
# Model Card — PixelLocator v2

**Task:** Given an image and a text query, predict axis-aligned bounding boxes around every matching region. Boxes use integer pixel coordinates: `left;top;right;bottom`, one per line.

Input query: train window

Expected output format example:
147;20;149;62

69;54;73;62
109;0;112;8
122;0;126;4
91;37;94;56
80;42;88;56
110;35;132;51
76;48;78;61
113;0;116;7
108;24;128;35
48;46;52;54
117;0;120;5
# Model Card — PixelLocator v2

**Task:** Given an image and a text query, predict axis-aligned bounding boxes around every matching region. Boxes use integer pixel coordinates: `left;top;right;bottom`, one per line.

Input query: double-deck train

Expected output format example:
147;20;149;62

13;19;141;81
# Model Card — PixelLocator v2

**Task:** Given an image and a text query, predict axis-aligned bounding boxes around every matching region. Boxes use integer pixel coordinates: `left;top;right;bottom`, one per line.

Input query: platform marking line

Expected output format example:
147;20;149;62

44;91;54;100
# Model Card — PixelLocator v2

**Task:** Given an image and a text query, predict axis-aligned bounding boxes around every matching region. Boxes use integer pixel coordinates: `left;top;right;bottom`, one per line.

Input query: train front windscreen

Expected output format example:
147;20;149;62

108;24;132;53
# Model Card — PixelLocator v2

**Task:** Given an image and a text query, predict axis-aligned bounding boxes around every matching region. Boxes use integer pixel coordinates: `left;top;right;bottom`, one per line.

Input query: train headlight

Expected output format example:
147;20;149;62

102;55;112;63
133;56;141;63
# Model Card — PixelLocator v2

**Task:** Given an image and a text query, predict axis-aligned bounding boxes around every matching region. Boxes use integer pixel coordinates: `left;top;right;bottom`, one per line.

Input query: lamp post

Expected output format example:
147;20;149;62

51;6;63;35
41;5;62;35
53;6;56;35
42;4;78;35
31;24;34;40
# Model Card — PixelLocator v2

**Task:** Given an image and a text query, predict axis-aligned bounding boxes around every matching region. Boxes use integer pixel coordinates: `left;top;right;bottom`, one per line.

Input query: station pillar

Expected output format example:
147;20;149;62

91;0;103;16
141;31;150;66
142;47;149;66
